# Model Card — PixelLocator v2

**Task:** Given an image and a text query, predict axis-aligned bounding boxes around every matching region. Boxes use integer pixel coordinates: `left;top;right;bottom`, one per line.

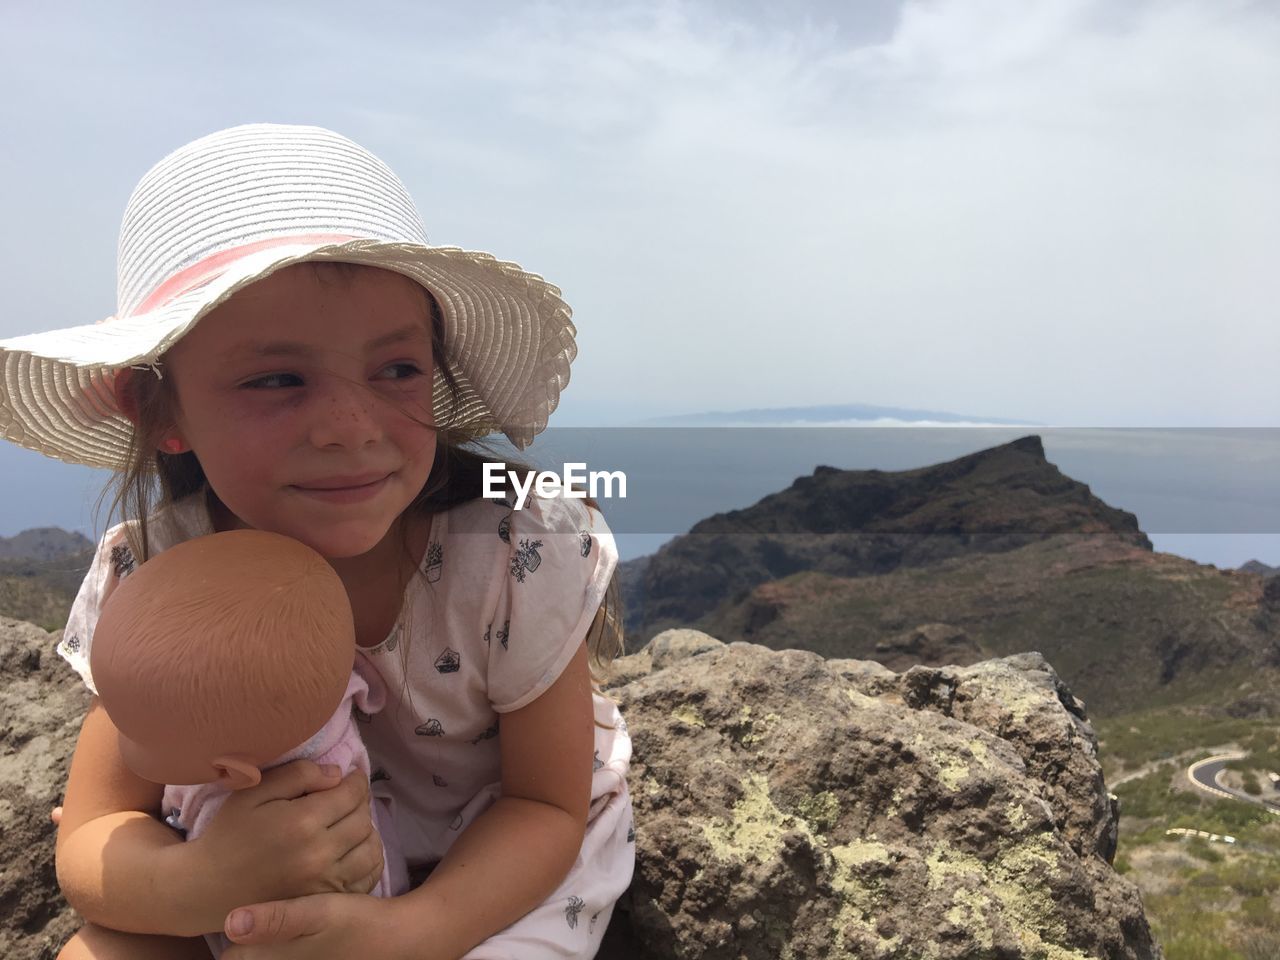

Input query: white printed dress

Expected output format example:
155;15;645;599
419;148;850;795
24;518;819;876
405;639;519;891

59;489;635;960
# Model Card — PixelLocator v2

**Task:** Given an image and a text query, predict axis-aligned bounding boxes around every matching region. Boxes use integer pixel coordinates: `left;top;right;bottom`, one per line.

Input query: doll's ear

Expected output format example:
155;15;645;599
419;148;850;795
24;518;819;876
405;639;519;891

211;755;264;791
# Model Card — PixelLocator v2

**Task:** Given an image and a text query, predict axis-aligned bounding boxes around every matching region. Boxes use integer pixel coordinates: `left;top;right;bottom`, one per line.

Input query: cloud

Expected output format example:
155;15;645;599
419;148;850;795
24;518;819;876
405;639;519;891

2;0;1277;425
324;0;1277;425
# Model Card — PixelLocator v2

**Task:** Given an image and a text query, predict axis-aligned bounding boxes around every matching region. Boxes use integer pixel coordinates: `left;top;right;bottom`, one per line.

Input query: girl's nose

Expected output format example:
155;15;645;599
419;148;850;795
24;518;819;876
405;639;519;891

307;375;385;449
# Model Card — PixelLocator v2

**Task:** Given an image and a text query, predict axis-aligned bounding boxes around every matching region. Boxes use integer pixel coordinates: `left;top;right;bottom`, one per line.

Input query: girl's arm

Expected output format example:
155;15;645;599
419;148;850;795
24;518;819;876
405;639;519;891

386;641;595;960
56;697;385;937
56;698;215;936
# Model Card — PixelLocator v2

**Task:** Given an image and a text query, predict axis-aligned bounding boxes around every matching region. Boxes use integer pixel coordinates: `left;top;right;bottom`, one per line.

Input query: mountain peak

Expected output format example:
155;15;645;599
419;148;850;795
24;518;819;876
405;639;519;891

0;527;93;563
696;435;1135;539
634;436;1150;641
1007;433;1047;458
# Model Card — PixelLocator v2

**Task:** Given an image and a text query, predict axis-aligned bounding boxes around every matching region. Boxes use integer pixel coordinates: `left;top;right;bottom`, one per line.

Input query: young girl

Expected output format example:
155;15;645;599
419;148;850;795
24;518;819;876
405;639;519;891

0;123;633;960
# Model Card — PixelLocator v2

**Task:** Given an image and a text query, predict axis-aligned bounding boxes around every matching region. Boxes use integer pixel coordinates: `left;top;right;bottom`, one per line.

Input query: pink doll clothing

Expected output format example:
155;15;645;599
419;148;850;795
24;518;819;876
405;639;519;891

161;654;410;958
60;490;634;960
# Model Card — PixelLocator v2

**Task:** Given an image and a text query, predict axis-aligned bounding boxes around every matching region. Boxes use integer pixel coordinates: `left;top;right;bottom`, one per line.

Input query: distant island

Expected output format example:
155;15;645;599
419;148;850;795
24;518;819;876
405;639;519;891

634;401;1038;426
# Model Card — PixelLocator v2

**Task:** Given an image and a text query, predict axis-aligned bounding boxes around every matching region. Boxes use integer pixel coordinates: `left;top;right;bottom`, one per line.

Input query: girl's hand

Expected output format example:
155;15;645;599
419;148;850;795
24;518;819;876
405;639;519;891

222;893;414;960
194;759;385;913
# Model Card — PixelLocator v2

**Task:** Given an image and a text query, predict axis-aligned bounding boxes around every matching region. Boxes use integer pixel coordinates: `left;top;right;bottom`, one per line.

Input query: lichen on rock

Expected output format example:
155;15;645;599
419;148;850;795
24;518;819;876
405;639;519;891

604;634;1162;959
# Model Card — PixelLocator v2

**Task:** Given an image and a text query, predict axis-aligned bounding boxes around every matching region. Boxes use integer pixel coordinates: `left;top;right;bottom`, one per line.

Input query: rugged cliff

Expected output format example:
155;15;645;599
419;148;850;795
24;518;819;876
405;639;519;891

625;436;1280;722
628;435;1151;643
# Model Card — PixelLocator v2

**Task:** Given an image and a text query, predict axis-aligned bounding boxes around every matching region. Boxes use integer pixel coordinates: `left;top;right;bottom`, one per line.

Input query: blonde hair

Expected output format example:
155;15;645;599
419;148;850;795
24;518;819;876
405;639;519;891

98;261;626;691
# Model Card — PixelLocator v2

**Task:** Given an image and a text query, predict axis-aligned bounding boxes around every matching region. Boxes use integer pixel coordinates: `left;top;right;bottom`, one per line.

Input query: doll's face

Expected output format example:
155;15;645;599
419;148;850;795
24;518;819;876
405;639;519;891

160;263;438;559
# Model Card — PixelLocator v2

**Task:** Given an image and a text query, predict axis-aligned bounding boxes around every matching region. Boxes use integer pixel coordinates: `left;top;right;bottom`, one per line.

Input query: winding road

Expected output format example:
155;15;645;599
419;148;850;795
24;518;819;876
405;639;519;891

1186;753;1280;814
1108;752;1280;856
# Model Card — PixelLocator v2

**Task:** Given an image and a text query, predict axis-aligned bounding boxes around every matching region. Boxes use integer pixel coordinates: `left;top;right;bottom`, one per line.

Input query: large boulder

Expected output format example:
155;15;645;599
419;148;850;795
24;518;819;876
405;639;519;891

601;630;1160;959
4;618;1161;959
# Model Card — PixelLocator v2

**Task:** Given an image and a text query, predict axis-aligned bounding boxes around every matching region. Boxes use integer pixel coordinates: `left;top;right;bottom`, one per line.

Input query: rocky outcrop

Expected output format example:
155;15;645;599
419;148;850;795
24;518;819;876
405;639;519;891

630;436;1152;642
601;629;1160;959
1239;560;1278;578
869;623;987;673
4;618;1160;960
693;532;1279;720
0;618;91;960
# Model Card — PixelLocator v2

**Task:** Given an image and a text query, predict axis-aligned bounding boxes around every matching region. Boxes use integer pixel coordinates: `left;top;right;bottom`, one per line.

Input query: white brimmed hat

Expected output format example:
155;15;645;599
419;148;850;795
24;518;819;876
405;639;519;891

0;122;576;468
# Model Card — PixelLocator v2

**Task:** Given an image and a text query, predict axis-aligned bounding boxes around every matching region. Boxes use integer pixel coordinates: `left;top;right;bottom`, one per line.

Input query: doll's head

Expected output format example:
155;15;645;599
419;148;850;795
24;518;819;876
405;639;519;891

90;529;355;788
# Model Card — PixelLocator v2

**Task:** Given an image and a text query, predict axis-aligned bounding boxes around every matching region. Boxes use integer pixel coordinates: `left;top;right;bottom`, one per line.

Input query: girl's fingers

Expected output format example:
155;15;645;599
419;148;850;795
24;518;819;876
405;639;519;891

291;768;369;829
308;778;383;892
51;805;63;825
247;759;344;806
329;803;384;886
299;773;373;839
222;762;380;896
355;856;385;895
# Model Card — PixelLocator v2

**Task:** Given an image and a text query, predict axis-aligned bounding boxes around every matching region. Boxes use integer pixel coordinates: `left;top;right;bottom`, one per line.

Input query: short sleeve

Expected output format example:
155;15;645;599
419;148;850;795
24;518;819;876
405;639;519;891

57;493;211;695
58;522;138;696
486;493;618;713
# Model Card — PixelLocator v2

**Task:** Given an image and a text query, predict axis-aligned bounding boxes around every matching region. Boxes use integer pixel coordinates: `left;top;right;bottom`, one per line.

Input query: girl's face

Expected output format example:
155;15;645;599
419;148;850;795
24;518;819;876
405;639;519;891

161;263;438;559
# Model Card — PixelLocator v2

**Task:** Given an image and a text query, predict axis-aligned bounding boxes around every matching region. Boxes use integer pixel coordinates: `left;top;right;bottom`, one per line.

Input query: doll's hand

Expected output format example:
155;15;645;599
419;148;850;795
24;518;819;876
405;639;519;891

223;893;418;960
194;759;385;913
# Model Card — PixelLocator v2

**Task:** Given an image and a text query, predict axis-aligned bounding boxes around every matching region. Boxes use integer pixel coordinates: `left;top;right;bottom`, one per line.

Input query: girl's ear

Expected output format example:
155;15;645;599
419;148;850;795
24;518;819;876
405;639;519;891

110;367;140;425
113;366;188;453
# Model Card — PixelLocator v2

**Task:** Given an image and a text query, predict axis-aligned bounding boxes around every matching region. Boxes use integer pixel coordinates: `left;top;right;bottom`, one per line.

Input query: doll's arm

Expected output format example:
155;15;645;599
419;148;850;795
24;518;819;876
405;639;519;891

379;642;593;959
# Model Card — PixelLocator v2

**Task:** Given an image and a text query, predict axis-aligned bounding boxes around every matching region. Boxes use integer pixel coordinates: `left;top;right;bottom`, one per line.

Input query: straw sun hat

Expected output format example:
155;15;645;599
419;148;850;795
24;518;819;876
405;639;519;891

0;123;576;469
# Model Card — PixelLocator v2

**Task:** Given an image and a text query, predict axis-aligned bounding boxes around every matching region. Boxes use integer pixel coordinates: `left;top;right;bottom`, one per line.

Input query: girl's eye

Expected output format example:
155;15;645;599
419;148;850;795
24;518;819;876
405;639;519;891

242;373;303;389
376;363;424;381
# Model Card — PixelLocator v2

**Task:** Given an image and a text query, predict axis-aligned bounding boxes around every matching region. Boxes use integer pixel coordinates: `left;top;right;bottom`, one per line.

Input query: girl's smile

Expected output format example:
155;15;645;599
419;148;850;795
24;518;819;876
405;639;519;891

291;473;392;503
160;262;438;560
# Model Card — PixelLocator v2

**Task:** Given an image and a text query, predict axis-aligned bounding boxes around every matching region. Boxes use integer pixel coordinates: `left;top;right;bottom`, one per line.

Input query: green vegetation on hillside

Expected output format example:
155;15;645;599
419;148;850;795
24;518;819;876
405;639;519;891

0;553;90;631
1108;716;1280;959
1096;694;1280;776
700;536;1273;721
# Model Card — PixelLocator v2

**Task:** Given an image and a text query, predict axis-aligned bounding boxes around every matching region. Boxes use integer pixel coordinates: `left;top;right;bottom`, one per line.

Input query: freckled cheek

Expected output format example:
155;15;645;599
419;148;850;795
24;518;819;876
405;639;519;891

390;409;437;466
222;400;307;435
374;388;434;434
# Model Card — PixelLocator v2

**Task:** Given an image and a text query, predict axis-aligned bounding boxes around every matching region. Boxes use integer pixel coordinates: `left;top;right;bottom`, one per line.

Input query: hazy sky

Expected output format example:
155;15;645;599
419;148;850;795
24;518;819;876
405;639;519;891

3;0;1277;427
2;1;1278;564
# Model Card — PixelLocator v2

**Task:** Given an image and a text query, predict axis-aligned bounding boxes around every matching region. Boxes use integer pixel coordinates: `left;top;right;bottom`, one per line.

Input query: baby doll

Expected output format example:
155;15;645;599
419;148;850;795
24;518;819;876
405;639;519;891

89;529;409;957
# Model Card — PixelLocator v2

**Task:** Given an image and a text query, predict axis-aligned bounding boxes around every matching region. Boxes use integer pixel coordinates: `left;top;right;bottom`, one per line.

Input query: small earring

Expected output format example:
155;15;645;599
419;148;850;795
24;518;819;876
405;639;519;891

160;438;187;455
